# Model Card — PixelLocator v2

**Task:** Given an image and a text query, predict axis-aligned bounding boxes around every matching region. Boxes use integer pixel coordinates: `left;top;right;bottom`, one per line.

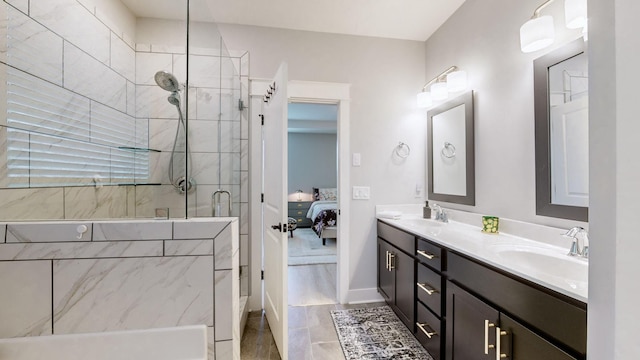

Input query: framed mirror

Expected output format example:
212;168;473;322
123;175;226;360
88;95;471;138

534;39;588;221
427;91;475;205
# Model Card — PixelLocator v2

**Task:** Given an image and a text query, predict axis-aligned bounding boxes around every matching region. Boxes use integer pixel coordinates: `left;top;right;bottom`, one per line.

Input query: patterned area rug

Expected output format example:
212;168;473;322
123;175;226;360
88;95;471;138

331;306;434;360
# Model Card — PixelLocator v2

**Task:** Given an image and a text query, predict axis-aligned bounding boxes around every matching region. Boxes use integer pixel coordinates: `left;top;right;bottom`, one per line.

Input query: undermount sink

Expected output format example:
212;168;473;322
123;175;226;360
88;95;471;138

491;244;588;289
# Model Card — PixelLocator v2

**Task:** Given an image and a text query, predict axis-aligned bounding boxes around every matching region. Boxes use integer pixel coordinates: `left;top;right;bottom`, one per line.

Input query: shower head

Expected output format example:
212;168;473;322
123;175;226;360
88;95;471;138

154;71;181;92
167;92;181;106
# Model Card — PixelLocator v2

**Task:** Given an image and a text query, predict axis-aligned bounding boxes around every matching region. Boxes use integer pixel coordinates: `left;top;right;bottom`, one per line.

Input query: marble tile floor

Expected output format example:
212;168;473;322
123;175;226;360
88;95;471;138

241;302;387;360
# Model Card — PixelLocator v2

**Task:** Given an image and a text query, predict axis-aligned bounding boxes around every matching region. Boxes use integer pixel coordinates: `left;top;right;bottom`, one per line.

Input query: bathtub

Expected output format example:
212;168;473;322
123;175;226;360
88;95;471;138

0;325;208;360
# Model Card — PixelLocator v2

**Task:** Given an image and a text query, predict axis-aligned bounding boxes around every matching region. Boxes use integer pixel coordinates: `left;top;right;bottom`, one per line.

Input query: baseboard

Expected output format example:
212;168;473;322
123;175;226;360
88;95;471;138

346;288;385;304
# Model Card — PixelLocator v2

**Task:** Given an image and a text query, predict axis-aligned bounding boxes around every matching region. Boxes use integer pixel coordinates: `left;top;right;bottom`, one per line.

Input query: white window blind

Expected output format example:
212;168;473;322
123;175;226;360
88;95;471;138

6;68;149;188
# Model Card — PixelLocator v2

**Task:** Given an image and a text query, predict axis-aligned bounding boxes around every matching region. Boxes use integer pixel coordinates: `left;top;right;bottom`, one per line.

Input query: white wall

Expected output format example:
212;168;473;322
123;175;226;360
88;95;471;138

588;0;640;358
218;24;426;296
424;0;584;229
287;133;337;200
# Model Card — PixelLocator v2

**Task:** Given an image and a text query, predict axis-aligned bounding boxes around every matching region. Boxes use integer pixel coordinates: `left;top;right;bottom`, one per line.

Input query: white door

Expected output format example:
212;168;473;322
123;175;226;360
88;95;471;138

262;63;289;359
550;96;589;207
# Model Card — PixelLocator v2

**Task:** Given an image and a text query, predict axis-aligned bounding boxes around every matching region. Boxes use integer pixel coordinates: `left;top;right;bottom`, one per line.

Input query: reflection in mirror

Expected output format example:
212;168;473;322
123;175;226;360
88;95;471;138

535;39;588;221
427;91;475;205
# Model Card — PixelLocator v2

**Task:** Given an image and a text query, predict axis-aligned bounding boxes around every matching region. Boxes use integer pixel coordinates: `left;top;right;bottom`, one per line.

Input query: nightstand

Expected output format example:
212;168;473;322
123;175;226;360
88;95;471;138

288;201;313;228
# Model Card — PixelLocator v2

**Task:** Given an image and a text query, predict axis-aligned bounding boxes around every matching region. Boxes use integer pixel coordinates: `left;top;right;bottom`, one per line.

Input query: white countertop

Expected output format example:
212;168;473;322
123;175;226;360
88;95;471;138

376;207;588;303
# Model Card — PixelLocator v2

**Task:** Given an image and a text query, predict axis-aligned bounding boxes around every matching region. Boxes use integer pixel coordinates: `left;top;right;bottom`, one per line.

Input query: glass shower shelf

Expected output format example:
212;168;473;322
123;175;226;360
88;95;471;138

117;146;161;153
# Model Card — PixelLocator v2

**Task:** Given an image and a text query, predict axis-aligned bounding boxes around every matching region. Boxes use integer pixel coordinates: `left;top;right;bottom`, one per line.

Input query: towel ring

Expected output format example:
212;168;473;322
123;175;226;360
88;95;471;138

394;142;411;158
441;142;456;158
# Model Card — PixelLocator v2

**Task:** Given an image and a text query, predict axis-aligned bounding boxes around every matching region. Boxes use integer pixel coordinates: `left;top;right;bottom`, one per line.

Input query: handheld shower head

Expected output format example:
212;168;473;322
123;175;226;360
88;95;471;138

154;71;181;92
167;92;181;106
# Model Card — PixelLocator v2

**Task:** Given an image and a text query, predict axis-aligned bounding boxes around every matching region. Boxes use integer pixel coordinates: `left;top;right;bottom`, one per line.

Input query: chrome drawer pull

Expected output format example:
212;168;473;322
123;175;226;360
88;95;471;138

484;320;495;354
416;322;437;339
386;251;390;271
417;282;437;295
496;327;508;360
417;250;436;260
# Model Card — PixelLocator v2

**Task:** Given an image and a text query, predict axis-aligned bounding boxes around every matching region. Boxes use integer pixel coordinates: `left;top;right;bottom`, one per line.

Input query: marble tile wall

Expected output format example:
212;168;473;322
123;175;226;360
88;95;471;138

0;0;250;332
0;218;240;360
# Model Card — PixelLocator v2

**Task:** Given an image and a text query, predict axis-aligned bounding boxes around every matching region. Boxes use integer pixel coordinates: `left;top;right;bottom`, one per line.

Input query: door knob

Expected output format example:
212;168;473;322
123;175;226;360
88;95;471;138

271;223;282;231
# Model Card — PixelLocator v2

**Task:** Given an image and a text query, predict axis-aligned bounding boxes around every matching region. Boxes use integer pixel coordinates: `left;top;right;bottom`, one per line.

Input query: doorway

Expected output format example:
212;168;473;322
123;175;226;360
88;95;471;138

287;102;339;306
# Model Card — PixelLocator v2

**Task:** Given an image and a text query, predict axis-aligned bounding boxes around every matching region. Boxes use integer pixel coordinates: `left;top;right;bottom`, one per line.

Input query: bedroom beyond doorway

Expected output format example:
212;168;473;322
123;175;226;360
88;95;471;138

287;102;339;307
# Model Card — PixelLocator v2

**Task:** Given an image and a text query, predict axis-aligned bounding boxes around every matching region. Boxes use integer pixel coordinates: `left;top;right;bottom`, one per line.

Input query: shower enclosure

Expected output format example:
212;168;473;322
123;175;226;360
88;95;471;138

0;0;250;294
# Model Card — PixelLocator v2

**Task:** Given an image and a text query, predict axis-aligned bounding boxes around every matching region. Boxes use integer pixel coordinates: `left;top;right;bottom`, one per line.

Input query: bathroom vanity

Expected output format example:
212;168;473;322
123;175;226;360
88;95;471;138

376;214;587;360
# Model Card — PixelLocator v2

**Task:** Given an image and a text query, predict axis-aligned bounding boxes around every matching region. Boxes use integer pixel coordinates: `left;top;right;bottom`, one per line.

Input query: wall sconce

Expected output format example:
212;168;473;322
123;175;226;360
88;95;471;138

296;189;303;201
417;66;467;108
520;0;587;53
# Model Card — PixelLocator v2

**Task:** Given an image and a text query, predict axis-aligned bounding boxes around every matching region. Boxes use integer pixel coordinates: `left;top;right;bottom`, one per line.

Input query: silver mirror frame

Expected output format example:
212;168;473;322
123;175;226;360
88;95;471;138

427;91;475;205
534;39;588;221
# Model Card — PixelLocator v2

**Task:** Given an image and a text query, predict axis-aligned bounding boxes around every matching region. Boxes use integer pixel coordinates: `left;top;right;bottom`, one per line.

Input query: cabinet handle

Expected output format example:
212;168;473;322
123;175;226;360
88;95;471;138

417;282;437;295
389;253;395;270
385;251;390;271
496;327;508;360
416;322;438;339
417;250;436;260
484;320;495;354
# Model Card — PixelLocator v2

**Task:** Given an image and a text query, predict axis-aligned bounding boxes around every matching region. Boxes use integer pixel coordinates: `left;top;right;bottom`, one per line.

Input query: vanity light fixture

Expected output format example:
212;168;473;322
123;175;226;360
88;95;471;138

417;66;467;108
520;0;588;53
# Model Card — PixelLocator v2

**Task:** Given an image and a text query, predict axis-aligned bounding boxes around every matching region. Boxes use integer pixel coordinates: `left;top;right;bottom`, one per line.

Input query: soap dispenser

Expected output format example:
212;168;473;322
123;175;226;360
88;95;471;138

423;201;432;219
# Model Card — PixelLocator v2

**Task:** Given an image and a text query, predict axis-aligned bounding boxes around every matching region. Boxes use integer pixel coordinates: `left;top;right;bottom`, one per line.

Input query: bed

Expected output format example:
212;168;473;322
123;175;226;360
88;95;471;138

306;187;338;245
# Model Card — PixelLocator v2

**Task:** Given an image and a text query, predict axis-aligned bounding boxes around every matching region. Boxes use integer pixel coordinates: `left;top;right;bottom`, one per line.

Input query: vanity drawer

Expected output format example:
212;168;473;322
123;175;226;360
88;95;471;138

416;238;443;271
377;221;415;255
417;263;442;317
415;302;442;360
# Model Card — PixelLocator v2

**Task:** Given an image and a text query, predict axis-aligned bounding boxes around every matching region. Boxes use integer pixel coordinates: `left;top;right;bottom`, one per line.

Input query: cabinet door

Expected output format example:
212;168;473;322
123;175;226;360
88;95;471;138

500;313;578;360
394;249;415;330
377;238;394;303
446;282;499;360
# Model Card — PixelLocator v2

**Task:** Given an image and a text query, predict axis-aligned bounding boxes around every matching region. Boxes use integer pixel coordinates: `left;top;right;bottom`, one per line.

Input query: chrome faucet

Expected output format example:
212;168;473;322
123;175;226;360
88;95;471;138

563;226;589;258
432;204;448;223
212;189;232;217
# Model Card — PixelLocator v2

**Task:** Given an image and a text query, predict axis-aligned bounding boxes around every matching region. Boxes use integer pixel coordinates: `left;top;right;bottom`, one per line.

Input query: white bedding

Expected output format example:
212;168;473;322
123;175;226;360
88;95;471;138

306;200;337;221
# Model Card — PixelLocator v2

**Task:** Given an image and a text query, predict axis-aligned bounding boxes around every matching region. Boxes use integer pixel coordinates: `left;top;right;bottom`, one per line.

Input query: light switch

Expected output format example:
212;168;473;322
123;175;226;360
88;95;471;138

352;186;370;200
352;153;361;167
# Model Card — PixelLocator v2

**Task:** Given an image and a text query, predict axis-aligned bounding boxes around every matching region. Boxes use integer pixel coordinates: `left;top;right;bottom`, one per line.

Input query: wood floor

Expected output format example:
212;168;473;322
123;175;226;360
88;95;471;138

242;262;383;359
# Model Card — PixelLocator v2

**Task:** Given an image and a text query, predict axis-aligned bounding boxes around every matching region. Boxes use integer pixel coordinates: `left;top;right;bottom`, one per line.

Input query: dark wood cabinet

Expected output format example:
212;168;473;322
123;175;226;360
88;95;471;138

447;283;579;360
377;236;414;330
377;238;395;303
376;220;587;360
446;282;501;360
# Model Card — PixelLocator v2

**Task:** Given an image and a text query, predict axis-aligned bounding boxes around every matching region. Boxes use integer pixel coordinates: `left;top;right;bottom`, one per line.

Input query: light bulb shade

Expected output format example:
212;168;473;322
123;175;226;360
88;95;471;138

565;0;587;29
431;82;448;101
446;71;467;93
520;15;555;53
417;91;433;108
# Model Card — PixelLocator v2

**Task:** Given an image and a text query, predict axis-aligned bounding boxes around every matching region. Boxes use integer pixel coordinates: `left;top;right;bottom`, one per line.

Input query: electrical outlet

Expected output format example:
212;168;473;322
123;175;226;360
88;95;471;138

352;186;370;200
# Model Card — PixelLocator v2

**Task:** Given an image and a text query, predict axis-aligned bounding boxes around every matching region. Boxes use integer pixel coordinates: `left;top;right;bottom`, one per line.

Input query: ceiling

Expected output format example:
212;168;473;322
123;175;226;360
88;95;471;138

120;0;466;41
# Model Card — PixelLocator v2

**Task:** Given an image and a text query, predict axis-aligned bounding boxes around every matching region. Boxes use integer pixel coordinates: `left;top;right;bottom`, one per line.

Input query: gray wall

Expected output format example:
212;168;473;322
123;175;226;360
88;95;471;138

424;0;584;229
287;133;337;200
219;23;427;295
